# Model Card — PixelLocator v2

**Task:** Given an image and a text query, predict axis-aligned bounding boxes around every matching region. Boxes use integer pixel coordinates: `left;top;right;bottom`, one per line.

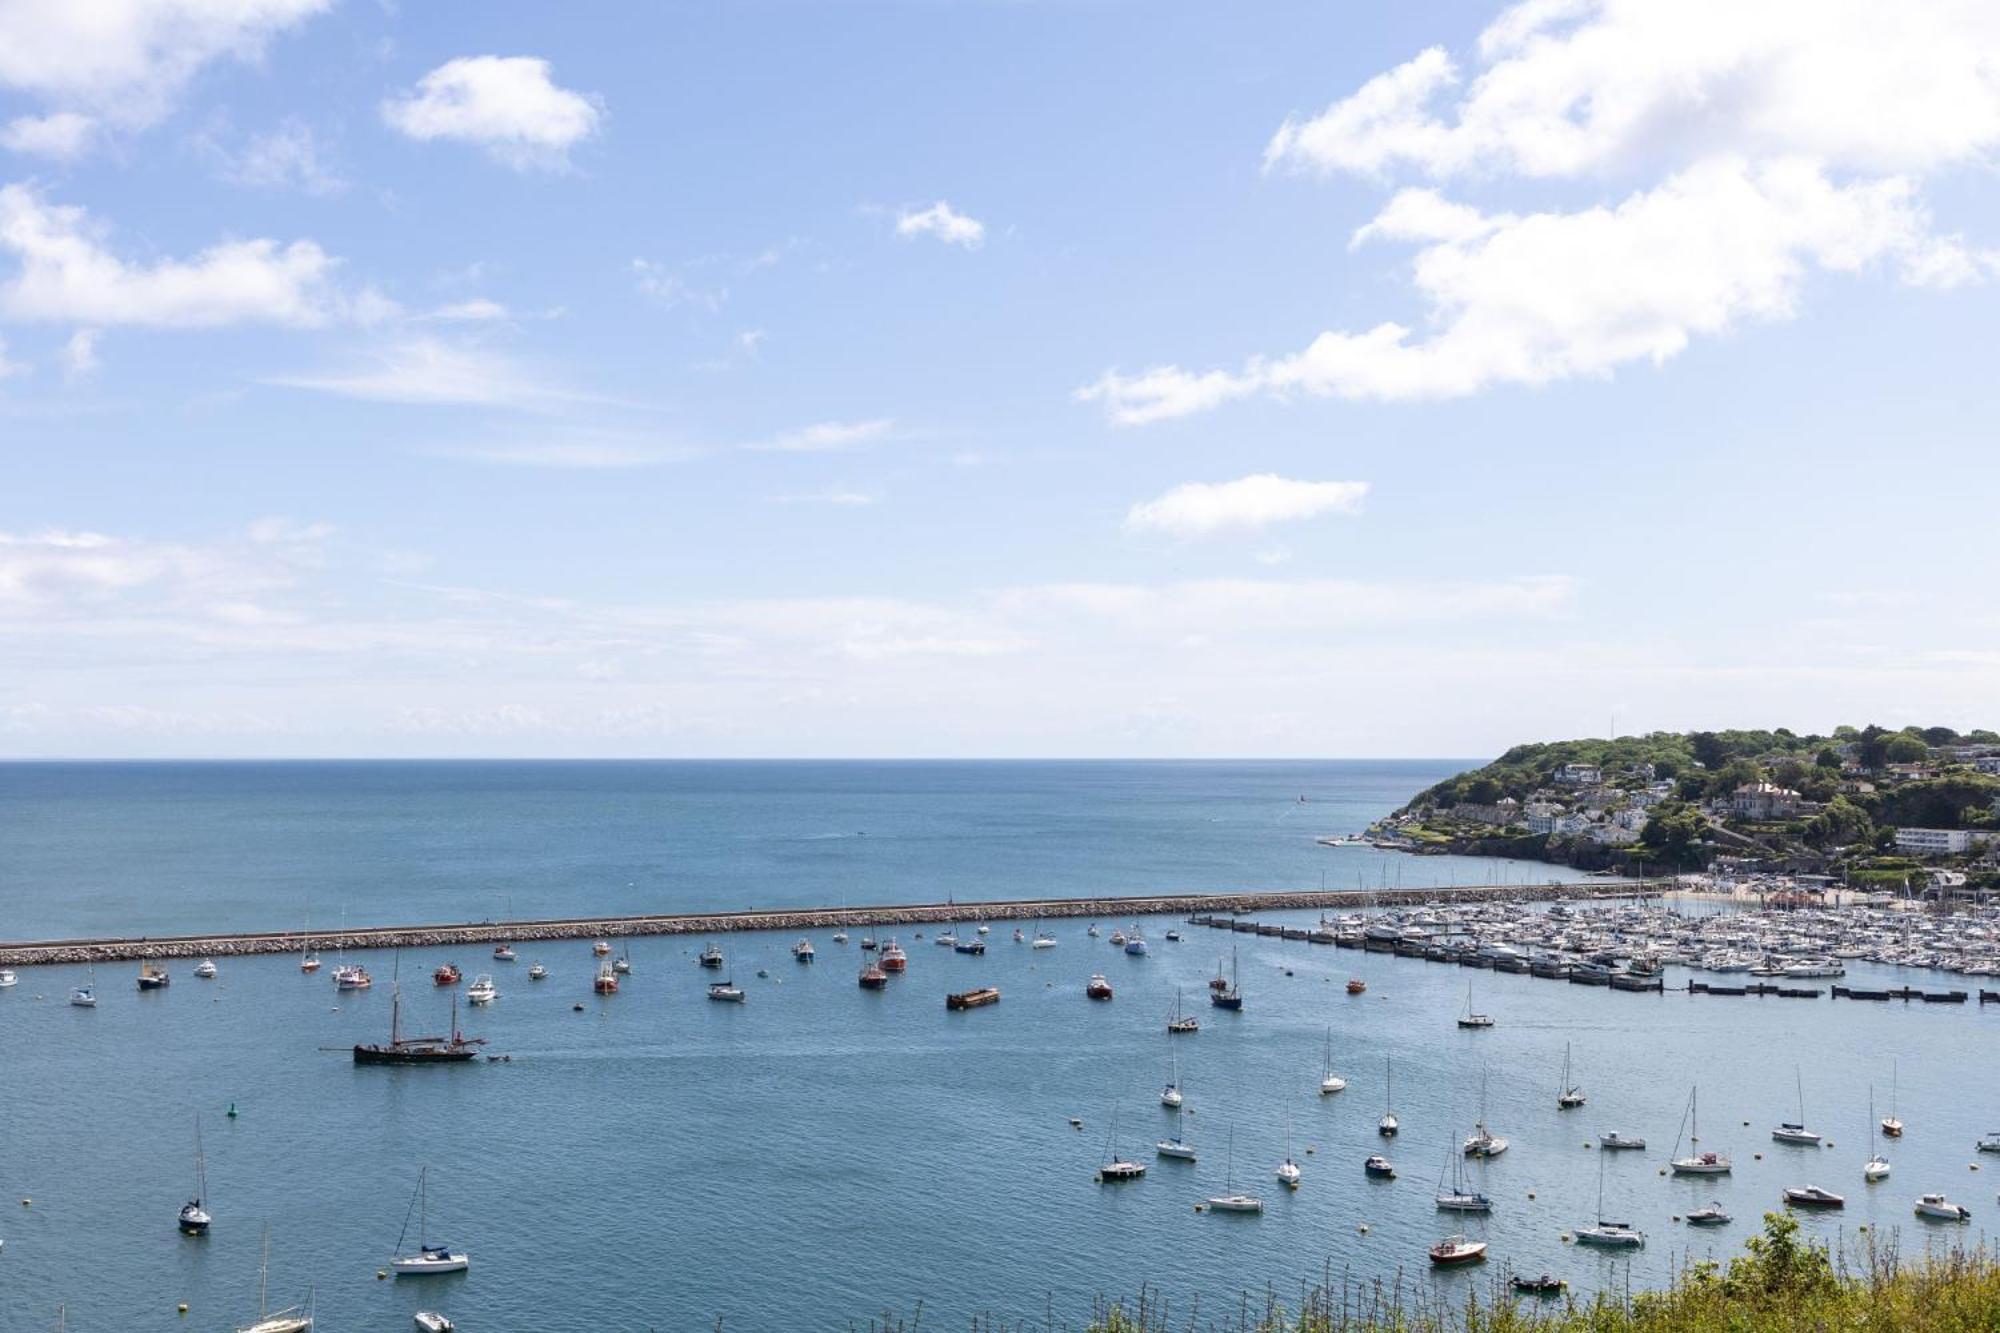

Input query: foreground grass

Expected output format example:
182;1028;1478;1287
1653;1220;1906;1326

1086;1213;2000;1333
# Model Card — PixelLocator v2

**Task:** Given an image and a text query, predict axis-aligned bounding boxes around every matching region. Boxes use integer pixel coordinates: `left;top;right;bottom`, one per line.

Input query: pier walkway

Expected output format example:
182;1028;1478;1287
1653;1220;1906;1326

0;879;1666;967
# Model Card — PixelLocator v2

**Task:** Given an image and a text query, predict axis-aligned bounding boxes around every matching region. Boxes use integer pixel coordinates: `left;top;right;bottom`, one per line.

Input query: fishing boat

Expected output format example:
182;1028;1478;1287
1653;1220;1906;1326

1772;1070;1823;1145
1456;982;1492;1028
492;944;516;962
432;963;460;987
390;1168;470;1274
1556;1042;1585;1108
858;960;888;989
792;939;816;963
1684;1202;1731;1226
1209;948;1242;1011
1436;1143;1491;1213
527;963;547;981
879;940;907;972
698;942;725;969
195;959;218;979
1203;1128;1263;1213
1575;1149;1644;1247
413;1314;455;1333
1097;1108;1146;1181
1167;987;1199;1034
1318;1027;1347;1095
178;1115;212;1235
333;964;371;991
1864;1087;1892;1181
464;975;497;1005
707;979;746;1003
945;986;1000;1010
1882;1060;1905;1138
137;961;171;991
353;989;483;1064
1428;1235;1486;1266
1915;1192;1972;1221
1345;978;1366;994
1364;1155;1395;1178
1086;974;1113;1000
1379;1057;1399;1137
1599;1132;1645;1151
1161;1053;1183;1108
1276;1124;1301;1188
593;960;618;994
1782;1184;1844;1209
235;1227;313;1333
1670;1086;1731;1175
1510;1274;1565;1296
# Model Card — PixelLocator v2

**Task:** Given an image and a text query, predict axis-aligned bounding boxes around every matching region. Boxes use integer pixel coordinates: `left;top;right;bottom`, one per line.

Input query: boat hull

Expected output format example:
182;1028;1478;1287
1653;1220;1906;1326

353;1045;479;1066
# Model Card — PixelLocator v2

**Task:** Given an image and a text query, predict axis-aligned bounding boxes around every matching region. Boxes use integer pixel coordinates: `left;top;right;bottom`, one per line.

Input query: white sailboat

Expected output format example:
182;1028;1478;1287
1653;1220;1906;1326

1204;1127;1263;1213
178;1115;212;1235
1556;1042;1585;1108
390;1168;469;1275
1575;1148;1644;1247
1462;1068;1507;1157
1160;1053;1183;1109
1882;1059;1904;1138
1318;1027;1346;1095
1670;1085;1731;1174
1276;1122;1301;1188
1772;1068;1823;1145
1864;1087;1892;1181
1097;1107;1146;1181
1435;1142;1491;1213
236;1226;313;1333
69;965;96;1008
1379;1056;1399;1136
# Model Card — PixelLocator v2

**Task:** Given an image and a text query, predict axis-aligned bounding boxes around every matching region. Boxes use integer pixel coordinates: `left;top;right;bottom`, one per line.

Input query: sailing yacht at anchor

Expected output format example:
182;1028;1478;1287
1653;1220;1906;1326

390;1168;469;1275
1669;1085;1732;1175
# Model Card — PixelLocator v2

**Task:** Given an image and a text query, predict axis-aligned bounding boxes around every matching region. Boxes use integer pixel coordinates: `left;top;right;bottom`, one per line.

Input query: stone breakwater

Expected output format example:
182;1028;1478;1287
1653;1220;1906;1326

0;879;1666;968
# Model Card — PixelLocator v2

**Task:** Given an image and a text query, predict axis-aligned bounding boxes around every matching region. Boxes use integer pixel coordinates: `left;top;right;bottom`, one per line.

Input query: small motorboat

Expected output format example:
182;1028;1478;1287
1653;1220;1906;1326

1345;978;1366;994
1364;1155;1395;1178
1155;1137;1195;1161
527;963;547;981
194;960;218;979
858;963;888;989
880;941;907;971
465;976;497;1005
432;963;460;986
1575;1220;1644;1248
1086;974;1113;1000
1108;930;1125;946
1429;1235;1486;1266
492;944;516;962
1510;1274;1565;1296
698;943;725;969
707;980;746;1003
1976;1131;2000;1153
137;962;171;991
0;969;14;988
1599;1133;1646;1151
592;940;612;956
1783;1184;1845;1209
413;1314;455;1333
1164;929;1182;942
334;964;371;991
1684;1202;1731;1226
1915;1192;1972;1221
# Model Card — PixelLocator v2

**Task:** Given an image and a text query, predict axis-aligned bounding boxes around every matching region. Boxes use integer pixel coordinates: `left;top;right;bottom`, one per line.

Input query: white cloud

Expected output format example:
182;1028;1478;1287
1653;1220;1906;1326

204;117;345;194
748;418;895;452
1088;1;2000;424
1;111;95;159
382;55;602;170
769;488;879;507
268;337;568;408
894;201;985;249
0;0;331;131
1125;475;1369;538
630;258;725;311
0;522;327;614
60;328;97;379
0;184;343;328
425;298;509;322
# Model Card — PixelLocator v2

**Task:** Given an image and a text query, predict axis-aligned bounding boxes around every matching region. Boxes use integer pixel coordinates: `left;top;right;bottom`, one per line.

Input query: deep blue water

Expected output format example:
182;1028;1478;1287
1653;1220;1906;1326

1;763;1988;1332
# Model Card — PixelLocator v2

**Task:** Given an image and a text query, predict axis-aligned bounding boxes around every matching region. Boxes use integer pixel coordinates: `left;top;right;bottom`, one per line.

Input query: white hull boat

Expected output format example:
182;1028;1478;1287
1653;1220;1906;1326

1915;1193;1971;1221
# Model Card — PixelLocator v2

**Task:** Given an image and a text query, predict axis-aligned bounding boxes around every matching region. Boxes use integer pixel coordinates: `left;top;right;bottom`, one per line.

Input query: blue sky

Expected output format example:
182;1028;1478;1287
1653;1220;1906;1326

1;0;1997;757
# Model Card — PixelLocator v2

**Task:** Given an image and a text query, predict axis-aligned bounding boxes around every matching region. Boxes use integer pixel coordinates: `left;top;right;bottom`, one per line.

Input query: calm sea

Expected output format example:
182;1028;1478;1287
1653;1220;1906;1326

0;762;1985;1331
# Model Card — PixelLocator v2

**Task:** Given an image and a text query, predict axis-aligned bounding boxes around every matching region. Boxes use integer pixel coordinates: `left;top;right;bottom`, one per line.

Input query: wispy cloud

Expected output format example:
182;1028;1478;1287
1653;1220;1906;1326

745;417;895;453
894;200;985;249
267;337;577;409
1125;475;1369;538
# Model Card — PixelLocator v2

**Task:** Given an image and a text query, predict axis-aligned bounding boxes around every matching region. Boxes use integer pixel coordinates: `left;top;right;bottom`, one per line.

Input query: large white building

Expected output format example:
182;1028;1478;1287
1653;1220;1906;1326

1894;828;1995;856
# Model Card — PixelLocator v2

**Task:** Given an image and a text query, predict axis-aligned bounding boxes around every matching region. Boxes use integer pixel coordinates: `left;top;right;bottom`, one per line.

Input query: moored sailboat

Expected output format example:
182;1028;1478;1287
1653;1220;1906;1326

1318;1027;1346;1095
1670;1085;1731;1175
390;1167;469;1275
178;1115;211;1236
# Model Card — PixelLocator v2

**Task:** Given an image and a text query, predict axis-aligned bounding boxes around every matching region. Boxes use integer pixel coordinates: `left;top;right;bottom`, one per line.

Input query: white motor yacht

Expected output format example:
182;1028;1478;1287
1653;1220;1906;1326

1915;1192;1972;1221
464;976;497;1005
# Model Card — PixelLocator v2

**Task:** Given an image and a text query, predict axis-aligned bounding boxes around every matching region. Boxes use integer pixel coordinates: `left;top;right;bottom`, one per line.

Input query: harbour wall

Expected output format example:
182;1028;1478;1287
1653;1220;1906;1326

0;879;1668;967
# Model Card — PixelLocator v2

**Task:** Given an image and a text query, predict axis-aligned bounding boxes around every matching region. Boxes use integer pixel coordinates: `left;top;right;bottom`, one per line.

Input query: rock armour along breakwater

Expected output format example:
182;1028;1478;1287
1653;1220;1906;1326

0;879;1665;967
